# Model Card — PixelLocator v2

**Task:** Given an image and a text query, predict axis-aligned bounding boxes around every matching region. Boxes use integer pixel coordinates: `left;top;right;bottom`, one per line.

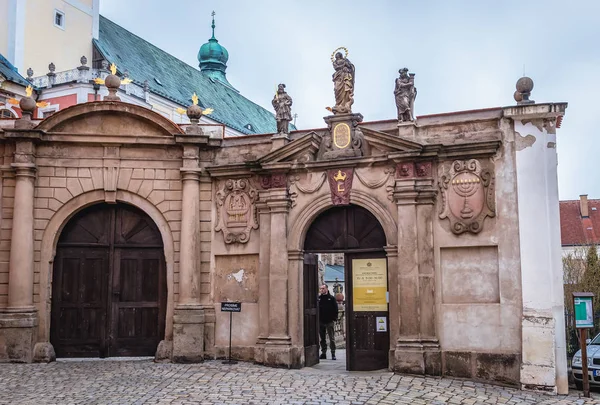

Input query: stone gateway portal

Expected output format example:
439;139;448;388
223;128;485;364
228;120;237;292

0;50;567;394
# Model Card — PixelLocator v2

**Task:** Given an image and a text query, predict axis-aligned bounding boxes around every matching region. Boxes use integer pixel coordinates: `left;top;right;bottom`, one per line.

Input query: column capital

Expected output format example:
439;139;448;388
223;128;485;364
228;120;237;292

384;245;398;257
180;168;203;182
11;163;36;178
287;250;303;261
393;179;436;206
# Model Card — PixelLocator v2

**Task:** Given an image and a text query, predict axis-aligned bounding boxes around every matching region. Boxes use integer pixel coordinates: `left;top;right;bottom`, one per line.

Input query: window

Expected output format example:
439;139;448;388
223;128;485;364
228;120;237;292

0;109;15;118
54;10;65;29
42;110;56;118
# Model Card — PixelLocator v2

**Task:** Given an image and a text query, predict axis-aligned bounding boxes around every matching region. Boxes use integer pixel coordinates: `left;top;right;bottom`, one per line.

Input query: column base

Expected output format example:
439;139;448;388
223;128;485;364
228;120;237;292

172;306;205;363
393;338;441;375
263;336;302;369
155;340;172;362
254;336;267;364
0;310;38;363
33;342;56;363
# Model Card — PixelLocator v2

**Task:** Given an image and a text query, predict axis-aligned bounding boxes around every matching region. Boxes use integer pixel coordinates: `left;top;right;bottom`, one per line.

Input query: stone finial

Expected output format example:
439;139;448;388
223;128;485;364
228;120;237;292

104;74;121;101
48;62;56;74
80;56;87;66
101;59;109;71
123;70;129;78
514;76;534;105
26;68;34;82
78;56;89;73
15;86;37;129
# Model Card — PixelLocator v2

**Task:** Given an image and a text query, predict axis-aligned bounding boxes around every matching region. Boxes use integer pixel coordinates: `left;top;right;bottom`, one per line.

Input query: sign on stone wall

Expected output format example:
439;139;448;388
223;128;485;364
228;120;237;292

215;179;258;243
438;159;495;234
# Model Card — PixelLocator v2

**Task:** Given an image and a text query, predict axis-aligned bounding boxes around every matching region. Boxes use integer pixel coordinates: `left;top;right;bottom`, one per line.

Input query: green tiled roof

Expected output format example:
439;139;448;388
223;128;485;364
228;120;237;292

95;16;284;135
0;53;31;88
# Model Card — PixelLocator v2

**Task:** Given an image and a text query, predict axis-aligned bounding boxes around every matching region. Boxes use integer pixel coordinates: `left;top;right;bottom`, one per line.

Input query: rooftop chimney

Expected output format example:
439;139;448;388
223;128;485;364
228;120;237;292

580;194;589;217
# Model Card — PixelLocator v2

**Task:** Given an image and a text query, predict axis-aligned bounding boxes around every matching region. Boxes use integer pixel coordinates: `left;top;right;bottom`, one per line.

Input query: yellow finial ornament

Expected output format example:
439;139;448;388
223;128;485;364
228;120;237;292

25;85;33;97
192;93;199;105
110;63;117;75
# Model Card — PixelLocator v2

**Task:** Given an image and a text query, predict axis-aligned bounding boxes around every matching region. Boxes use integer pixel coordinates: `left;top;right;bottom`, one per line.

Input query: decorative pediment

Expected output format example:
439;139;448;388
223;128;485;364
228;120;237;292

359;127;423;155
36;101;183;137
258;131;322;165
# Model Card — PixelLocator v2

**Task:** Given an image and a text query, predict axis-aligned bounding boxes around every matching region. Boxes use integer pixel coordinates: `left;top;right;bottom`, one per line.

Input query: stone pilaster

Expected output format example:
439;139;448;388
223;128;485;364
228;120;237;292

172;144;204;363
0;137;39;363
263;188;294;367
504;103;568;394
391;167;440;375
254;201;271;363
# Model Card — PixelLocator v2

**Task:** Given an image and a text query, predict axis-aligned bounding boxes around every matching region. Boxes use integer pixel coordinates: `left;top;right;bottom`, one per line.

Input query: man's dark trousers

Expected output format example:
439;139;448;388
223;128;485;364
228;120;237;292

319;321;335;356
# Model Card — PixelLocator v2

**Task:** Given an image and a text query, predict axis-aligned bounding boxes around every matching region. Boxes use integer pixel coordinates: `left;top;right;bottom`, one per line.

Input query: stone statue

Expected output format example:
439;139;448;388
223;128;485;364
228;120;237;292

332;50;355;114
394;68;417;122
272;83;293;134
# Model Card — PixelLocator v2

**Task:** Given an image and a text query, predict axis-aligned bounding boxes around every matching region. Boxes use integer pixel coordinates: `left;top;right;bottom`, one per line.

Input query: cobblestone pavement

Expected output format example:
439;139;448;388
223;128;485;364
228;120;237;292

1;358;600;405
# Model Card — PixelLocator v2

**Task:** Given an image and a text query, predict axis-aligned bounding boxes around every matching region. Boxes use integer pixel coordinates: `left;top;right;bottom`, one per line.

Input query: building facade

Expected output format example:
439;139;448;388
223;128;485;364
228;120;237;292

560;195;600;257
0;73;569;394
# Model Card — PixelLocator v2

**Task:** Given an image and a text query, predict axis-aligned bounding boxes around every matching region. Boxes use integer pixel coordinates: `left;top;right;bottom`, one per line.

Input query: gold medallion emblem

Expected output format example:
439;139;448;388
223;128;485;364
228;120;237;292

333;123;351;149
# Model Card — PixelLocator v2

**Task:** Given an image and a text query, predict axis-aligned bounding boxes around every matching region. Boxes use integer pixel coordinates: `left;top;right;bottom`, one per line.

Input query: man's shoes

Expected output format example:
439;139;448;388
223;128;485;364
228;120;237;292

332;354;336;360
320;353;326;359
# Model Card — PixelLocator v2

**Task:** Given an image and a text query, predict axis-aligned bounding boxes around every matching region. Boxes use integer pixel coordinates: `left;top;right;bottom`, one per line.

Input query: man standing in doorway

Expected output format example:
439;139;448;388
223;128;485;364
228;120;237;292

318;284;339;360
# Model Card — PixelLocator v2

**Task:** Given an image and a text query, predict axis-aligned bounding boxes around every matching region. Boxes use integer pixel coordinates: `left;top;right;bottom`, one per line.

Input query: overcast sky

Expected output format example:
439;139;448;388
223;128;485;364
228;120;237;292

100;0;600;201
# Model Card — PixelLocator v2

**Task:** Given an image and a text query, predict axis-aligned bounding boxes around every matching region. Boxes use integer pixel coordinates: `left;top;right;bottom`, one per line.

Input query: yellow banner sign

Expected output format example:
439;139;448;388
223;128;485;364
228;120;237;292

352;258;387;312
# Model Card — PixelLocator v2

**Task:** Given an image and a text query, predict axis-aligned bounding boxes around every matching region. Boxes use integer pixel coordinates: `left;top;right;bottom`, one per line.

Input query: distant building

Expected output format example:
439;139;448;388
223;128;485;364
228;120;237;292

0;1;284;136
560;194;600;256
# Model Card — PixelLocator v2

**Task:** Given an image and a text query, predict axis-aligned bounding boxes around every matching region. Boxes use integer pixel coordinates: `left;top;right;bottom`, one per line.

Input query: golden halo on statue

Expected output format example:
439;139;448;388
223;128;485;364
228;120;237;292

331;47;349;62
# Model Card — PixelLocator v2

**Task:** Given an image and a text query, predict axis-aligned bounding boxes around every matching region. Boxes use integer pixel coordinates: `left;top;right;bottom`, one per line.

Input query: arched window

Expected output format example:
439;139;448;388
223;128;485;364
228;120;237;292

0;109;15;118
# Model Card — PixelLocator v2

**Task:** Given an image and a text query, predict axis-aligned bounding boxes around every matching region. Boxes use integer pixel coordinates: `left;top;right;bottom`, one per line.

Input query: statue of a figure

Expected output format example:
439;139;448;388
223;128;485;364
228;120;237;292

272;83;292;134
394;68;417;122
332;51;355;114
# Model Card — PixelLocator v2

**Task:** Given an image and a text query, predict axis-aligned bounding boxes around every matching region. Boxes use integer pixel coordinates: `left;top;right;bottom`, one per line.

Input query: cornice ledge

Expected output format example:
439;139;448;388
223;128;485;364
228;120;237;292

257;132;321;165
2;129;44;141
438;140;501;159
502;102;567;120
205;163;254;178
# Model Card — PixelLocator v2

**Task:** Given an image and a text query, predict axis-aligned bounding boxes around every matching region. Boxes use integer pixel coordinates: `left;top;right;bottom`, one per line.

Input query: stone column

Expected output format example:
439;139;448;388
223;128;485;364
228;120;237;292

504;103;568;394
171;144;204;363
392;165;440;375
254;201;271;363
264;188;293;367
0;138;39;363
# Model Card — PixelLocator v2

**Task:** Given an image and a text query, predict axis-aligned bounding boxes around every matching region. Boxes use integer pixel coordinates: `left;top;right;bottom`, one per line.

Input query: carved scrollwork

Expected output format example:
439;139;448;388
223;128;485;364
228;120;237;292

215;179;259;243
438;159;495;235
288;172;327;207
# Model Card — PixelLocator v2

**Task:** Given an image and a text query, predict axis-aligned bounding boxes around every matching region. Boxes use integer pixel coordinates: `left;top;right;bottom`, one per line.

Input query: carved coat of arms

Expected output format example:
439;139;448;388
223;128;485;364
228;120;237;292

327;168;354;205
438;159;495;234
215;179;258;243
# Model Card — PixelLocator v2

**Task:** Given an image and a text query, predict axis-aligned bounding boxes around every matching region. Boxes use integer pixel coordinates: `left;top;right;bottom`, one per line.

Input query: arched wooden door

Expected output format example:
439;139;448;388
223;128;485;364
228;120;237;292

50;203;166;358
304;204;389;371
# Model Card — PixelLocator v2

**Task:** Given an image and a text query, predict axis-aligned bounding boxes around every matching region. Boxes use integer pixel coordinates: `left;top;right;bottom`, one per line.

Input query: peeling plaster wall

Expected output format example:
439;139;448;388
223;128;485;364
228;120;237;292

514;120;567;394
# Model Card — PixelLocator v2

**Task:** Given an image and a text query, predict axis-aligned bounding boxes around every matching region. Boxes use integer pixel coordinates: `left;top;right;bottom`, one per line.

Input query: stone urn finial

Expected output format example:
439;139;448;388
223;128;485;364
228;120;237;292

15;85;37;129
80;55;87;66
103;63;121;101
184;93;214;135
514;76;534;105
26;67;34;82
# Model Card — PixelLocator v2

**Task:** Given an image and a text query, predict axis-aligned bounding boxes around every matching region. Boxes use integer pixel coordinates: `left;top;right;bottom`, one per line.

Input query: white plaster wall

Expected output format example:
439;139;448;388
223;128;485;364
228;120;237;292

0;0;11;59
515;120;567;393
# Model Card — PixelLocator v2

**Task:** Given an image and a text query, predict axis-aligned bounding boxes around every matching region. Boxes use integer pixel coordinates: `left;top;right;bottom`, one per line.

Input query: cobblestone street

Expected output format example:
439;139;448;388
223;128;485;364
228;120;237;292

1;358;599;405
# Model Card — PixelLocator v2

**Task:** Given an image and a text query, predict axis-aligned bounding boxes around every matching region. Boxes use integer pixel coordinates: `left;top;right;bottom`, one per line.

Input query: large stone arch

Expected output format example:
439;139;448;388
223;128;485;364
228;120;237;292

37;189;176;346
288;189;398;252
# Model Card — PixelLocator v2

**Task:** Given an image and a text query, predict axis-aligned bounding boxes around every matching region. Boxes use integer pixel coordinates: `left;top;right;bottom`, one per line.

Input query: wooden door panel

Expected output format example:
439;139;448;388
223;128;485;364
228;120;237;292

303;253;319;367
346;253;390;371
111;248;165;356
51;248;109;358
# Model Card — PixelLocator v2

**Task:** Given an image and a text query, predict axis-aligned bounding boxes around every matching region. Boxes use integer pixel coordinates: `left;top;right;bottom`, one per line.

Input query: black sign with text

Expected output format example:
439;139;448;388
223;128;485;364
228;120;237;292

221;302;242;312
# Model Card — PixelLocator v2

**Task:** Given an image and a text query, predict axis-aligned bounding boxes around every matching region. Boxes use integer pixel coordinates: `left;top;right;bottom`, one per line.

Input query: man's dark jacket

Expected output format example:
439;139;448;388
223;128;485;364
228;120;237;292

318;292;339;324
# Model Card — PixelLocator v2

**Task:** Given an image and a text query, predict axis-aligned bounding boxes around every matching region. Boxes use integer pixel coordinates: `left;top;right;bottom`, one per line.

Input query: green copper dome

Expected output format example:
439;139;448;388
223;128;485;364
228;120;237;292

198;13;230;86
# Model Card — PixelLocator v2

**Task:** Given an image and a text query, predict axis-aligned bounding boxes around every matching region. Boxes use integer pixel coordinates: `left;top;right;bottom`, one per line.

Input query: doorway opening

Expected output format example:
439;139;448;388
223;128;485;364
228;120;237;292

303;204;389;371
50;203;167;358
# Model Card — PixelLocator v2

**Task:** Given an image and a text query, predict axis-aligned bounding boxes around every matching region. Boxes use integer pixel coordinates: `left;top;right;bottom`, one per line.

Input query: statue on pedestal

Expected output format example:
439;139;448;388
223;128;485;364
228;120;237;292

394;68;417;122
331;47;355;115
272;83;293;134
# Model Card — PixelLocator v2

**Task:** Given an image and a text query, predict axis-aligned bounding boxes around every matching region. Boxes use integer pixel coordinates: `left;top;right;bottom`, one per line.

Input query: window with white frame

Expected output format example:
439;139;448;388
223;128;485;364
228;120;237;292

0;109;15;118
54;10;65;29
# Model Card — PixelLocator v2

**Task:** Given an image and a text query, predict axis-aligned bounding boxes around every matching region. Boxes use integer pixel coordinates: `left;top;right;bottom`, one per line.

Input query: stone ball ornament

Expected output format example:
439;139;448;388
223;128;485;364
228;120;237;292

19;96;36;113
516;76;534;93
186;104;203;120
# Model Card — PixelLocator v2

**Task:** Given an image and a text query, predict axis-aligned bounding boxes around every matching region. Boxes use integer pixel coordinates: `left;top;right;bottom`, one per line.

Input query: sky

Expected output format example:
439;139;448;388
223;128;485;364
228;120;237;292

100;0;600;201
